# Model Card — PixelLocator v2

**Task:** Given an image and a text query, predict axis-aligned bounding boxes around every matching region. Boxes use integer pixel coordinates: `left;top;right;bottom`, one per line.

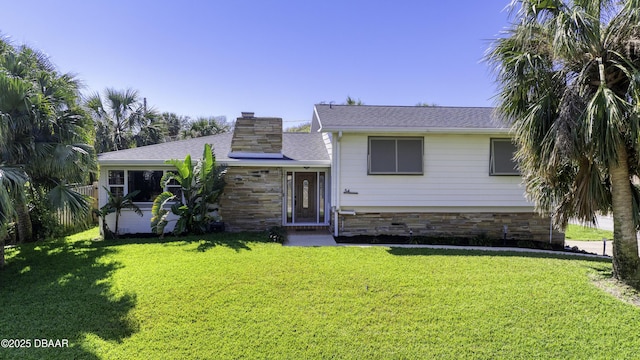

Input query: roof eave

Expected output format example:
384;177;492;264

316;127;511;134
98;159;172;166
231;159;331;167
98;159;331;167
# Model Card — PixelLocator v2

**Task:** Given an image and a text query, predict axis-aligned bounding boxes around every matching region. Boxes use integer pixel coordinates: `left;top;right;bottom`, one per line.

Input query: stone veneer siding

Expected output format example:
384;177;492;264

219;167;283;232
335;211;564;244
230;117;283;154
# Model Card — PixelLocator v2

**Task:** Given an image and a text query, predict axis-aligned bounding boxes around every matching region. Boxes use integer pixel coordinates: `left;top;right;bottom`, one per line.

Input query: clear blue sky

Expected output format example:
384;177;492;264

0;1;513;127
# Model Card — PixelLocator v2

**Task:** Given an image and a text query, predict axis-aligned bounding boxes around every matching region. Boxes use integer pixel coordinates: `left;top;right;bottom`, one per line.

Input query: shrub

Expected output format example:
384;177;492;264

268;226;287;243
469;232;495;247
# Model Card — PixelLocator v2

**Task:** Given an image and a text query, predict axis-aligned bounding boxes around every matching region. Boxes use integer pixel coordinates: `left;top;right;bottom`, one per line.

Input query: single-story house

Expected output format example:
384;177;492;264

312;104;563;244
97;105;564;244
97;112;332;234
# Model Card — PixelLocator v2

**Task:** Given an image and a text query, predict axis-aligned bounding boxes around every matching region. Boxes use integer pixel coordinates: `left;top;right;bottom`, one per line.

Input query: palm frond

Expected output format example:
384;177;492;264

0;166;27;223
150;191;176;235
46;182;90;223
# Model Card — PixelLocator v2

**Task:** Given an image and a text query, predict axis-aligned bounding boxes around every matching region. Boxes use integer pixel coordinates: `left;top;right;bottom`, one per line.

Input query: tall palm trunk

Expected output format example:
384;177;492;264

610;145;640;287
15;201;33;243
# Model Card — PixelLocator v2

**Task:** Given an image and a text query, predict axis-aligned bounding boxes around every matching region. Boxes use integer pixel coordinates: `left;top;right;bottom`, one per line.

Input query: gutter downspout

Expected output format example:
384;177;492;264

333;131;342;237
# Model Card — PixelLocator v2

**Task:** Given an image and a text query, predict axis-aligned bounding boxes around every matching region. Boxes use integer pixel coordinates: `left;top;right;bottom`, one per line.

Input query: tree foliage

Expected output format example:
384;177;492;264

85;88;165;153
0;35;96;245
87;96;231;154
179;116;230;139
285;122;311;132
345;96;364;105
487;0;640;286
151;144;227;235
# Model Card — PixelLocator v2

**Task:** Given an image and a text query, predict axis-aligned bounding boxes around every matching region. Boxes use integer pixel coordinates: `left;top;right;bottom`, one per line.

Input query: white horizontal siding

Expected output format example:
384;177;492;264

99;166;178;234
337;133;532;208
103;208;178;235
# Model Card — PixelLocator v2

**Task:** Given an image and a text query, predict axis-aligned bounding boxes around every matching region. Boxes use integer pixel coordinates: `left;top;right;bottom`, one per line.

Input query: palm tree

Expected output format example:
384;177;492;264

180;116;230;139
85;88;140;152
0;36;96;243
133;104;165;147
86;90;171;152
487;0;640;287
0;67;35;243
97;188;142;239
0;166;27;267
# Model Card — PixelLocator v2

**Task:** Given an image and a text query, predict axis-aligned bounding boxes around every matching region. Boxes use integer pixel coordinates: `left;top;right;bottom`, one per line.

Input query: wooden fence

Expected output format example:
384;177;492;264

57;182;99;231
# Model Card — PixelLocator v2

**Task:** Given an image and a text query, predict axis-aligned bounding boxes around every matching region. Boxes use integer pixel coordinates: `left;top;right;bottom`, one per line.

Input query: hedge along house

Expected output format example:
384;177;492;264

97;112;331;235
311;104;564;245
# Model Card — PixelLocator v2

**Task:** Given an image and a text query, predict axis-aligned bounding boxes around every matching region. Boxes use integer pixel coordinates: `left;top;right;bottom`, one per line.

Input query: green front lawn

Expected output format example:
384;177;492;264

566;224;614;241
1;228;638;359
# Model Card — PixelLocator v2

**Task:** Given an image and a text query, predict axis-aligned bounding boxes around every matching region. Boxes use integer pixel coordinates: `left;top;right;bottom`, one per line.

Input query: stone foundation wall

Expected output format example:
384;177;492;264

335;211;564;244
219;167;282;232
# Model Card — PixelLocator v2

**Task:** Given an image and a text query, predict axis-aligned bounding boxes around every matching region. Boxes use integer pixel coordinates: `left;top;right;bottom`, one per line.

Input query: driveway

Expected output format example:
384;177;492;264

594;214;614;231
565;214;612;256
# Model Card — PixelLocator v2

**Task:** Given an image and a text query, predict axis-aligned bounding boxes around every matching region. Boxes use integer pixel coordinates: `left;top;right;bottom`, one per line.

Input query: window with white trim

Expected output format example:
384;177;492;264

106;170;179;203
490;138;519;175
368;137;423;175
108;170;125;198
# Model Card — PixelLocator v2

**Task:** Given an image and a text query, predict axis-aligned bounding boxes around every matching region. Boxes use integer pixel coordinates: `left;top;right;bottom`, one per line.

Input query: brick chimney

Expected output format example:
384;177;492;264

229;112;283;159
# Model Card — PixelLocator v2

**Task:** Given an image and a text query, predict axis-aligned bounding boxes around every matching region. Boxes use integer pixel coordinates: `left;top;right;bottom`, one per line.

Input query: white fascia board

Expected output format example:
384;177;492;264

224;159;331;167
317;127;511;134
98;159;172;166
99;159;331;168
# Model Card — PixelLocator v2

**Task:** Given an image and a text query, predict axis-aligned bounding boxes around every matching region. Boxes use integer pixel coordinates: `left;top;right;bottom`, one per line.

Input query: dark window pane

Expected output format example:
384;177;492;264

370;139;396;173
128;170;163;202
491;139;519;175
397;139;423;173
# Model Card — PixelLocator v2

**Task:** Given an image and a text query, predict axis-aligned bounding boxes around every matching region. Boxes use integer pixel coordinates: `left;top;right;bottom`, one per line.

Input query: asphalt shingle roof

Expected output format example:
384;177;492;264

312;104;507;131
98;132;330;165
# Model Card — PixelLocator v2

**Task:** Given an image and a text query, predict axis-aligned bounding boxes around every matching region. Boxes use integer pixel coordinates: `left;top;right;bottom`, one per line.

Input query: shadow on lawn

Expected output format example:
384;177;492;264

191;232;274;252
99;231;272;253
1;238;137;360
386;247;612;263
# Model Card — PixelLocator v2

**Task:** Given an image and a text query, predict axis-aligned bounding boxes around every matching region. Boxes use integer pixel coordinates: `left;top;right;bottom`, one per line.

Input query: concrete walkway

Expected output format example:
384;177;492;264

343;242;609;258
568;214;630;256
284;229;337;247
565;240;611;257
284;231;609;258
